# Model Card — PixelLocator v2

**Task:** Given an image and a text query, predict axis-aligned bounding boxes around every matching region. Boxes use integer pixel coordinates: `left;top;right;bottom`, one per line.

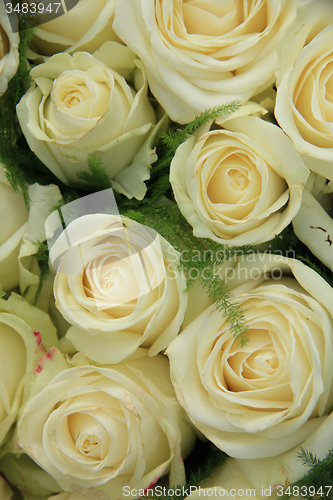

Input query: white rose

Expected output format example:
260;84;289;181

28;0;119;60
275;0;333;180
51;214;187;364
17;43;160;199
113;0;299;123
0;1;19;95
0;292;58;447
170;116;309;246
167;253;333;459
17;349;196;499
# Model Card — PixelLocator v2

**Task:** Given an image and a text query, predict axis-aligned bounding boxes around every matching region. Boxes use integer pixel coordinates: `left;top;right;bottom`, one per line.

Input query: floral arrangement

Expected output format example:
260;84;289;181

1;1;333;500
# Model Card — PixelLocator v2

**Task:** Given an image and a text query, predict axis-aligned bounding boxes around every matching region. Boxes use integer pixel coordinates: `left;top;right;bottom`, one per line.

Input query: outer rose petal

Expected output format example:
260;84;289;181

51;215;187;364
28;0;119;60
0;293;58;446
16;45;159;199
167;254;333;459
17;350;196;500
0;2;19;96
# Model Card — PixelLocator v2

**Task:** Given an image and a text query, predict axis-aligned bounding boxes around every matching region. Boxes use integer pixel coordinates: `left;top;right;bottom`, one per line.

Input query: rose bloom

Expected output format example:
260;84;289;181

17;350;196;500
51;214;187;364
170;116;309;246
28;0;119;59
113;0;299;123
167;253;333;459
275;1;333;181
16;43;158;199
0;1;19;95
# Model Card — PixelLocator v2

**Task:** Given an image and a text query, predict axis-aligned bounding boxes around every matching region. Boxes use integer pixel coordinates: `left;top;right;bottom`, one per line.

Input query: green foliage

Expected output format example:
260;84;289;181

76;154;112;191
280;448;333;500
159;103;239;156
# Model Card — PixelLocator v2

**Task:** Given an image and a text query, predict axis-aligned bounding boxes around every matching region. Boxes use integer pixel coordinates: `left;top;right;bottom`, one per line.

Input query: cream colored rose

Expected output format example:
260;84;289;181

17;350;196;499
28;0;119;60
0;1;19;95
170;116;309;246
167;253;333;459
17;43;160;199
113;0;299;123
275;2;333;180
51;214;187;364
0;167;28;291
0;292;58;447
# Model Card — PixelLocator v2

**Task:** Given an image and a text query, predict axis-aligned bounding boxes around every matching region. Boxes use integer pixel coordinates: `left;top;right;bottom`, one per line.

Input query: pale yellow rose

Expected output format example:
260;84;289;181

0;292;58;447
28;0;119;60
167;253;333;459
275;0;333;180
51;214;187;364
0;1;19;95
170;116;309;246
113;0;299;123
17;43;161;199
17;349;196;500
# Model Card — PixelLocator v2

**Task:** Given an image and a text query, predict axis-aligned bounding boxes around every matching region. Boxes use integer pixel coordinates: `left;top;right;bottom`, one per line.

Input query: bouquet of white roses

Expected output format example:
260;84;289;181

1;1;333;499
